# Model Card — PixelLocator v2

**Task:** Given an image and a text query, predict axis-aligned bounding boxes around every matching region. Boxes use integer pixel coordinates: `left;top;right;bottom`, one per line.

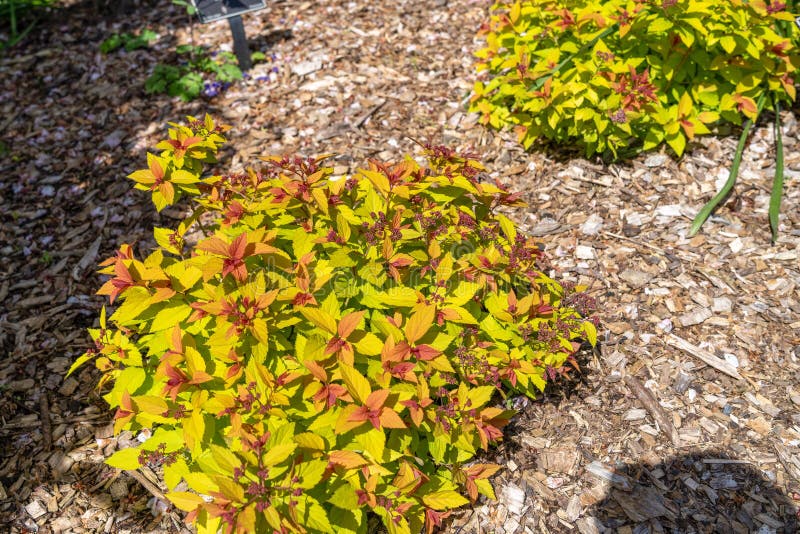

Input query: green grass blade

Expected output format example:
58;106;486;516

10;0;17;37
770;99;784;244
689;93;767;237
4;18;37;49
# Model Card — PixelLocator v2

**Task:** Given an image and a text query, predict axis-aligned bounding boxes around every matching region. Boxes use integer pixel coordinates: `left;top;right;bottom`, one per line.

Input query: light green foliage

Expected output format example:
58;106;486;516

471;0;800;157
69;117;597;534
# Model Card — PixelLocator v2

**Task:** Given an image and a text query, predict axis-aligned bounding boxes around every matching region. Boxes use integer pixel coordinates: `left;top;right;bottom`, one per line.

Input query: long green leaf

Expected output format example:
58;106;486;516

770;98;784;244
689;93;767;237
532;24;618;90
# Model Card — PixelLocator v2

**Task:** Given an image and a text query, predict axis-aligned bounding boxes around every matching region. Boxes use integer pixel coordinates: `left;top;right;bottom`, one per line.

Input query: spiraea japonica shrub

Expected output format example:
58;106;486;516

471;0;800;158
69;116;597;534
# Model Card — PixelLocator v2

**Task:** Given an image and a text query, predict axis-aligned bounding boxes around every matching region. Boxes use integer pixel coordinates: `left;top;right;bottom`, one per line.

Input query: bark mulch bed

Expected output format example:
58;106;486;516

1;1;799;532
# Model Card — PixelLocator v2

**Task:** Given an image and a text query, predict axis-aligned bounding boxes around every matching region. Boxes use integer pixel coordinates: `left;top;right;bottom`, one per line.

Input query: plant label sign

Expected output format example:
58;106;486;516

192;0;267;24
192;0;267;70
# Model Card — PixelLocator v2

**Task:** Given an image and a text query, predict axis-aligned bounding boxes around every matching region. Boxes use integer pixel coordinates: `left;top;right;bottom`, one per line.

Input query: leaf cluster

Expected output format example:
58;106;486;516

70;116;597;534
471;0;800;158
100;29;158;54
145;46;262;102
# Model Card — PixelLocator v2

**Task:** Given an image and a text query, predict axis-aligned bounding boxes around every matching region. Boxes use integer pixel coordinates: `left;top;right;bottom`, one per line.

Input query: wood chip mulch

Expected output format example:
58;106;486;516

1;1;799;532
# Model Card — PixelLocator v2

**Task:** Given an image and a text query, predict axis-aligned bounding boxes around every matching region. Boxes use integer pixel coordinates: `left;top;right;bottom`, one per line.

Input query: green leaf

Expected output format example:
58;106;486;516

583;320;598;346
328;506;365;534
497;214;517;243
422;490;470;510
299;307;338;334
719;35;736;54
210;445;240;475
164;457;189;490
150;301;191;332
339;364;371;404
106;447;141;470
355;428;385;461
648;18;673;33
100;34;123;54
352;331;383;355
297;496;332;532
166;491;205;512
104;367;146;406
296;459;327;489
665;132;686;156
262;443;297;466
66;352;95;377
375;287;418;307
215;63;243;82
467;386;496;409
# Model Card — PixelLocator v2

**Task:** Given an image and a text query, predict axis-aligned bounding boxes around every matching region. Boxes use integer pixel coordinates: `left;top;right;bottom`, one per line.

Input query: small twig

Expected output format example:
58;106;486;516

39;392;52;451
623;375;681;447
619;189;650;208
603;230;706;269
353;98;387;129
701;458;751;465
663;333;744;381
603;230;669;256
126;469;167;502
571;175;612;187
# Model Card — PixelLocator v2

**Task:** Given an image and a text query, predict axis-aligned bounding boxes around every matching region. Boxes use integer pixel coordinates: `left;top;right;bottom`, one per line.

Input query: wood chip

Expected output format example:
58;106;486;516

538;449;578;474
664;334;744;380
624;375;681;447
611;485;675;522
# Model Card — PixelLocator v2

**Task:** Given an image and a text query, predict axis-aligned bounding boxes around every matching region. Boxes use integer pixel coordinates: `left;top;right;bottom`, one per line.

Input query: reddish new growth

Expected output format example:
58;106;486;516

138;443;179;468
596;50;615;63
556;8;575;29
361;212;389;245
767;1;786;14
616;8;633;26
605;66;659;112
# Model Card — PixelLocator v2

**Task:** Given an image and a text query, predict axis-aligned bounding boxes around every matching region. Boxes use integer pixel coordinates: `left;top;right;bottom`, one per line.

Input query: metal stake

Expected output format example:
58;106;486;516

227;15;251;71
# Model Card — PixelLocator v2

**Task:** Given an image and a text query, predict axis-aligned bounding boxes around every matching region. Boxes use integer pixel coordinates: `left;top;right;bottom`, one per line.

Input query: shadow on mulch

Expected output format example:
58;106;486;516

248;27;293;51
475;343;798;533
587;452;799;533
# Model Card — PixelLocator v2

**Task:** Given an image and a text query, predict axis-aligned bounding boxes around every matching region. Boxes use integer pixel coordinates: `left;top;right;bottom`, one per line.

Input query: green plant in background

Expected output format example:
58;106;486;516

68;116;597;534
172;0;197;16
0;0;56;51
145;64;204;102
472;0;798;240
100;29;158;54
145;45;263;102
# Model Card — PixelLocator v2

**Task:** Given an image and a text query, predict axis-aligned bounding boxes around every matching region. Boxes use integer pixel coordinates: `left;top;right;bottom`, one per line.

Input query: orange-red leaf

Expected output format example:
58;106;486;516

338;310;365;339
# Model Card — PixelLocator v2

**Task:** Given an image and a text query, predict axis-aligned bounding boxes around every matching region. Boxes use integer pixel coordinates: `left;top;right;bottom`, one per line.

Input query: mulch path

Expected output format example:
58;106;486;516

1;0;799;532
